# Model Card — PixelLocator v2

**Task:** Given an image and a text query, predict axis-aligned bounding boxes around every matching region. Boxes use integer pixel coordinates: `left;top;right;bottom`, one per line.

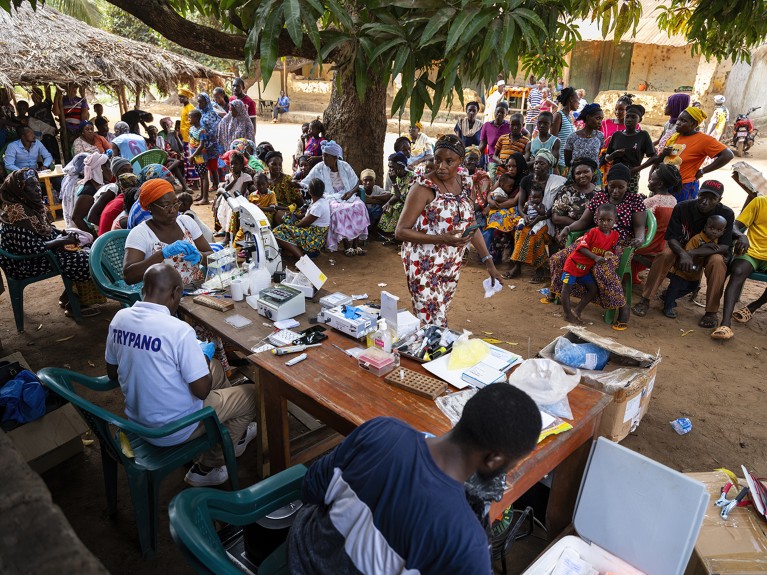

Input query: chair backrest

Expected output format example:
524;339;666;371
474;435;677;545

131;149;168;173
89;229;143;304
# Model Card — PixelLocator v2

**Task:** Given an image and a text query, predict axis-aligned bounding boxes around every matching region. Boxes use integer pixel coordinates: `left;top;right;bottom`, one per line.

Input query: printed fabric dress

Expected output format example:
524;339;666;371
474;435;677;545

378;171;414;234
401;176;475;327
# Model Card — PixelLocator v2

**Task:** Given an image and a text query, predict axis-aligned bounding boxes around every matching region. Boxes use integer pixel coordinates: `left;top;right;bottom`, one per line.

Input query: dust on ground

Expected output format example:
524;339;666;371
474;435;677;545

2;114;766;574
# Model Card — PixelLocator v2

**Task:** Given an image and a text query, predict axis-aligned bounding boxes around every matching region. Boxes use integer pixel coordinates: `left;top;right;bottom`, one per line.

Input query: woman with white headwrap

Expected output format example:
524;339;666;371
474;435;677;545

301;140;370;255
71;152;112;234
60;152;89;228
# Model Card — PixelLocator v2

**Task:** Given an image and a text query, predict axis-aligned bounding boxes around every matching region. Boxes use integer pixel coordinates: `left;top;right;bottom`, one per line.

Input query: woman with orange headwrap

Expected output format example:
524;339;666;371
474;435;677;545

123;178;213;286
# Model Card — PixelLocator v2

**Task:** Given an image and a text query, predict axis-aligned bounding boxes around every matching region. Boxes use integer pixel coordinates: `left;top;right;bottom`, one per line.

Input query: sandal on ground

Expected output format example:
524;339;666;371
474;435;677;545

698;313;718;328
344;248;356;257
65;306;100;318
611;321;629;331
710;325;734;340
354;247;367;256
539;297;553;305
662;308;677;319
631;300;649;317
732;307;753;323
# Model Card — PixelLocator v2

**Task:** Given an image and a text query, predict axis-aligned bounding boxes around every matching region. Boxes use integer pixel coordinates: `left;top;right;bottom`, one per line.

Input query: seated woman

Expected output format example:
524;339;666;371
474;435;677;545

87;158;136;235
549;163;647;330
506;149;566;282
302;141;370;256
485;151;528;260
407;123;434;169
379;152;414;244
265;150;304;225
145;124;186;192
550;157;597;237
463;146;493;253
73;122;111;155
273;178;330;259
71;153;112;235
126;163;175;230
97;172;139;235
0;169;96;318
631;163;681;284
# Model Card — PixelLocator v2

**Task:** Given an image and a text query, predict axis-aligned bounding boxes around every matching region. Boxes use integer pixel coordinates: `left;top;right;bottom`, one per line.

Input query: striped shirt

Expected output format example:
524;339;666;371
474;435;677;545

495;134;529;163
526;88;542;123
555;110;575;166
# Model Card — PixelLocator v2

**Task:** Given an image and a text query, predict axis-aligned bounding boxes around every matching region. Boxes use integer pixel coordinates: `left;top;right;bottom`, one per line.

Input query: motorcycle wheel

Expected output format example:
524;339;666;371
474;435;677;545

736;140;745;157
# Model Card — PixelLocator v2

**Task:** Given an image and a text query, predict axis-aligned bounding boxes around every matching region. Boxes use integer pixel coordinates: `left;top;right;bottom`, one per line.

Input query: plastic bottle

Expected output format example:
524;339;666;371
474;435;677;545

373;319;393;353
248;257;271;296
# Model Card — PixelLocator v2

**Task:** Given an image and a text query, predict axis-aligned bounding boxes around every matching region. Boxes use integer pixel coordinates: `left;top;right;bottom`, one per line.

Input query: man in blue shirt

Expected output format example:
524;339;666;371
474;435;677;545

272;90;290;123
4;126;53;172
287;384;542;574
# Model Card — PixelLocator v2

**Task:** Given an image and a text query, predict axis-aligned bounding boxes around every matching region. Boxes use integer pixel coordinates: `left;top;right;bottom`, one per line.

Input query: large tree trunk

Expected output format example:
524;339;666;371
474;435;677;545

323;65;388;186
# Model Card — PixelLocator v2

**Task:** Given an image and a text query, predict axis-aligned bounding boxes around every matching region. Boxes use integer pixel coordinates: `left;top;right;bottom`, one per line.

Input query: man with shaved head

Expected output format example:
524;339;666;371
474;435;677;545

106;263;257;486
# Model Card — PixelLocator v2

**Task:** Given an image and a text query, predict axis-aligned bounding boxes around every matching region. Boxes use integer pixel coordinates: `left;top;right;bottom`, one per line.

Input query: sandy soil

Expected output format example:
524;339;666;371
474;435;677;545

2;113;766;574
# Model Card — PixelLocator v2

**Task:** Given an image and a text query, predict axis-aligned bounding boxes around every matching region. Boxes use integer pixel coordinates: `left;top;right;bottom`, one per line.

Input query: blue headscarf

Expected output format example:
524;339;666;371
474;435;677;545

579;103;602;120
388;152;408;167
196;93;222;159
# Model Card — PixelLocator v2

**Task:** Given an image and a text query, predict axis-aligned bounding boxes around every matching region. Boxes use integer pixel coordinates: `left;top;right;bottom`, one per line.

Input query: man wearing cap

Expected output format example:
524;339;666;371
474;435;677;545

632;180;747;328
658;106;734;202
713;194;767;339
178;88;195;144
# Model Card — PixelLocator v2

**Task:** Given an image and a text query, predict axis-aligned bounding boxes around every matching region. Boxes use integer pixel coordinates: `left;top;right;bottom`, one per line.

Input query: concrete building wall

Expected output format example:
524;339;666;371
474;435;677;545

627;44;698;92
724;44;767;128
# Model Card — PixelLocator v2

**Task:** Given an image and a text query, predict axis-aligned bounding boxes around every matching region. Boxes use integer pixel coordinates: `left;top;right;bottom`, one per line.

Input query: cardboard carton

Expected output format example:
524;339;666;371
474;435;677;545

3;352;88;474
684;470;767;575
538;326;661;442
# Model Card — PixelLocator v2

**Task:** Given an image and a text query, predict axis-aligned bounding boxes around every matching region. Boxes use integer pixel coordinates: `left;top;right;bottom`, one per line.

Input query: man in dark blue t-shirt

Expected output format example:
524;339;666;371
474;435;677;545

287;384;542;574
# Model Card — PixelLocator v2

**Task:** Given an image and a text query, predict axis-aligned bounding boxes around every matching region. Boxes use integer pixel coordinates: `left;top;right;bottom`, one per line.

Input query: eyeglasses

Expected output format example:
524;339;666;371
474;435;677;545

153;200;180;211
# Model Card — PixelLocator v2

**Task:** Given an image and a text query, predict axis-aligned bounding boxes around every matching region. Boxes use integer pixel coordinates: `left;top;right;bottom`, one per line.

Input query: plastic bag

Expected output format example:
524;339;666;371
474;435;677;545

507;359;580;419
554;337;610;371
448;331;490;370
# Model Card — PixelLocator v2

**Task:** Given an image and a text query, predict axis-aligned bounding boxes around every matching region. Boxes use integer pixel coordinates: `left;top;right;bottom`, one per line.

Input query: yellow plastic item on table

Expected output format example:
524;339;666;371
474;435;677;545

448;336;490;370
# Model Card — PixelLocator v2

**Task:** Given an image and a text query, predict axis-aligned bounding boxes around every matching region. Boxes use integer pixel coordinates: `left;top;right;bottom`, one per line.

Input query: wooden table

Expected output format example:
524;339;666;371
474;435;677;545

38;168;64;219
179;295;610;536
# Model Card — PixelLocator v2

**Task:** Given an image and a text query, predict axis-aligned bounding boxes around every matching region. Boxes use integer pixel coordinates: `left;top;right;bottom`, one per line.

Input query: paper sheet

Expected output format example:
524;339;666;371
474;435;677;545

483;277;504;298
424;344;522;389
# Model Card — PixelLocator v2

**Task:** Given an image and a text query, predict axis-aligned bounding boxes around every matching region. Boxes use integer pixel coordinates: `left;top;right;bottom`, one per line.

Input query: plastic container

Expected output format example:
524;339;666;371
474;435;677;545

358;347;399;377
248;259;271;296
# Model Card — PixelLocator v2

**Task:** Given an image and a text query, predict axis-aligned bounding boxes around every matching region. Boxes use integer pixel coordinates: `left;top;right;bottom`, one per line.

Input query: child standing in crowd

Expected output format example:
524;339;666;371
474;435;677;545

604;104;657;194
493;113;529;178
524;111;560;173
304;120;326;161
516;187;547;234
349;169;390;238
662;214;727;318
188;109;213;205
293;122;310;170
560;203;619;323
177;192;214;243
379;152;413;244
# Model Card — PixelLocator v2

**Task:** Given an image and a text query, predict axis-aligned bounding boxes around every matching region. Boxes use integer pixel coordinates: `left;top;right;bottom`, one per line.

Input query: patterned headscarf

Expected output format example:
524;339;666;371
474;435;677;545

217;99;254;150
464;145;481;159
434;134;465;158
139;163;172;184
83;153;109;185
230;138;256;154
534;148;557;168
579;103;602;119
117;173;139;194
110;157;132;176
321;140;343;158
196;93;222;157
0;169;53;235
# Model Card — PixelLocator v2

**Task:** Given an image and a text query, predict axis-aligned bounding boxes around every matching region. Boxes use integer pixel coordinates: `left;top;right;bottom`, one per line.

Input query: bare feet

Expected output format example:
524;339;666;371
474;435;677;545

564;312;583;324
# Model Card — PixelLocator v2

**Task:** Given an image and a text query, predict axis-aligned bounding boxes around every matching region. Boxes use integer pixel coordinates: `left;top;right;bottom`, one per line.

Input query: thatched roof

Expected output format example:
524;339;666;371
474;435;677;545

0;3;228;93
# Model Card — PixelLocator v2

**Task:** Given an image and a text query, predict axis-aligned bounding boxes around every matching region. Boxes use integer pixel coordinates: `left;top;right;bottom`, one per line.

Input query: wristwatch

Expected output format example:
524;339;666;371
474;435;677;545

480;255;493;263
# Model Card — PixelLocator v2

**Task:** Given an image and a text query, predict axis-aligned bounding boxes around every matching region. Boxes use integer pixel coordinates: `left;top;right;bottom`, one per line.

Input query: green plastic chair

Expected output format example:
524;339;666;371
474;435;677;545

565;209;657;324
750;271;767;283
89;230;143;308
131;149;168;175
0;246;82;331
37;367;240;559
169;465;307;575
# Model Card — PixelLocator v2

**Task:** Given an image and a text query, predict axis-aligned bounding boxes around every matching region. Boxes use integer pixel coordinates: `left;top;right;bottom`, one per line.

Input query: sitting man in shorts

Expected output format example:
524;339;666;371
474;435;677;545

713;194;767;339
287;384;542;574
105;263;258;486
632;180;747;327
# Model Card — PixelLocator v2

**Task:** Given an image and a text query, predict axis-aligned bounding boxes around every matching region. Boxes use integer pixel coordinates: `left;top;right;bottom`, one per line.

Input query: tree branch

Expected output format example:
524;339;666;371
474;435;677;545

105;0;318;61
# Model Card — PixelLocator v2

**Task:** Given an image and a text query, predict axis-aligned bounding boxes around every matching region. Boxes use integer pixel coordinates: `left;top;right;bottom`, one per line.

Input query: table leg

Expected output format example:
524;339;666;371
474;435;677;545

545;439;593;537
44;179;55;215
262;370;290;473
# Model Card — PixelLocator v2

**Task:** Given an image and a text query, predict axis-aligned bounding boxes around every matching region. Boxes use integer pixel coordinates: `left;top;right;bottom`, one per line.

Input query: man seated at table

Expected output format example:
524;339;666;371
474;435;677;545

287;384;541;574
713;194;767;340
632;180;747;328
105;263;258;487
4;126;54;172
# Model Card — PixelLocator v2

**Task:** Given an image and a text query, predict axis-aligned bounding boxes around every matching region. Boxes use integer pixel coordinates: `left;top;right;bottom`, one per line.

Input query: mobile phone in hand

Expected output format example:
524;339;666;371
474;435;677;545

462;223;481;238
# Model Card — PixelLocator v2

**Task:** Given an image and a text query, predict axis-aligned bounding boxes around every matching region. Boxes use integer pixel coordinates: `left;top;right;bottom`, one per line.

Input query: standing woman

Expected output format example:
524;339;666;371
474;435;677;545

216;99;254;151
195;93;222;203
454;102;483;148
551;87;579;175
654;93;690;152
396;135;503;327
600;93;635;144
478;103;510;170
564;103;604;179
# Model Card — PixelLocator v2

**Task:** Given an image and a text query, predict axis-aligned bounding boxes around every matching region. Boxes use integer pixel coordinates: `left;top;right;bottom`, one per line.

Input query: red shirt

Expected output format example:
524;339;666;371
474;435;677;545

230;95;257;116
564;227;619;276
99;195;125;236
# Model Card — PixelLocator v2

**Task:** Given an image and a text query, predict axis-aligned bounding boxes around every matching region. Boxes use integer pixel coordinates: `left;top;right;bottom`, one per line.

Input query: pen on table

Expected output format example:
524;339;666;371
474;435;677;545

332;343;352;357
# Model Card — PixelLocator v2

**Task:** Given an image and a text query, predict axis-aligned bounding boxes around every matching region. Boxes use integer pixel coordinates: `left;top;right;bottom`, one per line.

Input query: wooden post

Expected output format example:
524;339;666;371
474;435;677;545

135;89;141;110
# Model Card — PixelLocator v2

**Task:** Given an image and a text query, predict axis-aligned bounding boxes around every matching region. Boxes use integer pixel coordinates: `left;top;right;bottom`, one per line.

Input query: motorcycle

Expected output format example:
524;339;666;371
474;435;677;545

732;106;761;157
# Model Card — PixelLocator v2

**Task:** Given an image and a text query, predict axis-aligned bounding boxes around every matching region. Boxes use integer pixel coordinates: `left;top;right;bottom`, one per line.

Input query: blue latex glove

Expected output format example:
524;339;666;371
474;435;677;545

183;250;202;265
162;240;197;259
199;340;215;361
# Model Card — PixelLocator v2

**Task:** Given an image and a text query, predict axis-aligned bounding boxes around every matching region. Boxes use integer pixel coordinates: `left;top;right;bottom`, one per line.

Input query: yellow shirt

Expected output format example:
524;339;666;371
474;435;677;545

737;195;767;261
180;103;194;143
248;190;278;224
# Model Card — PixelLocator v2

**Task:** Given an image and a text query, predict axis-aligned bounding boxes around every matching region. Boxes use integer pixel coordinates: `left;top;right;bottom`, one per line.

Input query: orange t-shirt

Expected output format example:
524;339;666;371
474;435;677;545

662;133;727;184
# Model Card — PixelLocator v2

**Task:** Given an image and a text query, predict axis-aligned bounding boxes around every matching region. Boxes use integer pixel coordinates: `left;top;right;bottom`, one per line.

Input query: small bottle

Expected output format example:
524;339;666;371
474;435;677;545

373;319;393;353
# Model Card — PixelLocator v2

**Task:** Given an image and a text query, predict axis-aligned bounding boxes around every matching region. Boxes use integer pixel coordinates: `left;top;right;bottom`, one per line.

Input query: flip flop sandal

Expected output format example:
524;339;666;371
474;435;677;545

662;308;677;318
354;247;367;256
344;248;356;257
631;301;649;317
539;297;553;304
732;307;753;323
611;321;629;331
710;326;734;340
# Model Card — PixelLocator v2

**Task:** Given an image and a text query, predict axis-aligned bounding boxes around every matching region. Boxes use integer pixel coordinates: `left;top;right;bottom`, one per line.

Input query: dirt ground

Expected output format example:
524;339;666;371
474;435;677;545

2;116;766;574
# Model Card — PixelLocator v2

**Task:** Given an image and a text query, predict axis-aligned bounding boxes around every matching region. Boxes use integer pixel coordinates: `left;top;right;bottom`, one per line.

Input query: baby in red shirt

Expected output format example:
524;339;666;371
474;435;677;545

561;203;619;323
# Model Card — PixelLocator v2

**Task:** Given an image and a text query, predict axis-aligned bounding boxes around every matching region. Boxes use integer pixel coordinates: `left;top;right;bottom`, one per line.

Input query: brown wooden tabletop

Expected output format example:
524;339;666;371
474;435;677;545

179;295;609;536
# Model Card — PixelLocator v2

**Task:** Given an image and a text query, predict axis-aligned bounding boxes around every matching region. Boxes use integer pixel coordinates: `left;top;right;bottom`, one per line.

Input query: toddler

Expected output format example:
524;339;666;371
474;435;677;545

517;187;546;234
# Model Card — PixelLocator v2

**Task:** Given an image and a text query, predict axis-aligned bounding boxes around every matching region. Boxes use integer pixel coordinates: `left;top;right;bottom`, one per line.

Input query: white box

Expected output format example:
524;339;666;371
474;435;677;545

523;438;709;575
319;305;379;339
283;255;327;298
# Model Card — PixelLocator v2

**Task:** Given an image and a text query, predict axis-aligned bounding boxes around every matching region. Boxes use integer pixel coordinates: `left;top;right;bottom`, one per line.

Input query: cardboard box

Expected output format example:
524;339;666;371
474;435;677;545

524;438;709;575
684;470;767;575
538;326;661;442
3;352;88;474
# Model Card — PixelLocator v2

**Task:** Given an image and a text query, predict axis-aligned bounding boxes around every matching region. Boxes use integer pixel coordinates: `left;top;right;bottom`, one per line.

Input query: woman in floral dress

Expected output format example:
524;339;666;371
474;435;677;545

378;152;413;243
396;135;503;327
